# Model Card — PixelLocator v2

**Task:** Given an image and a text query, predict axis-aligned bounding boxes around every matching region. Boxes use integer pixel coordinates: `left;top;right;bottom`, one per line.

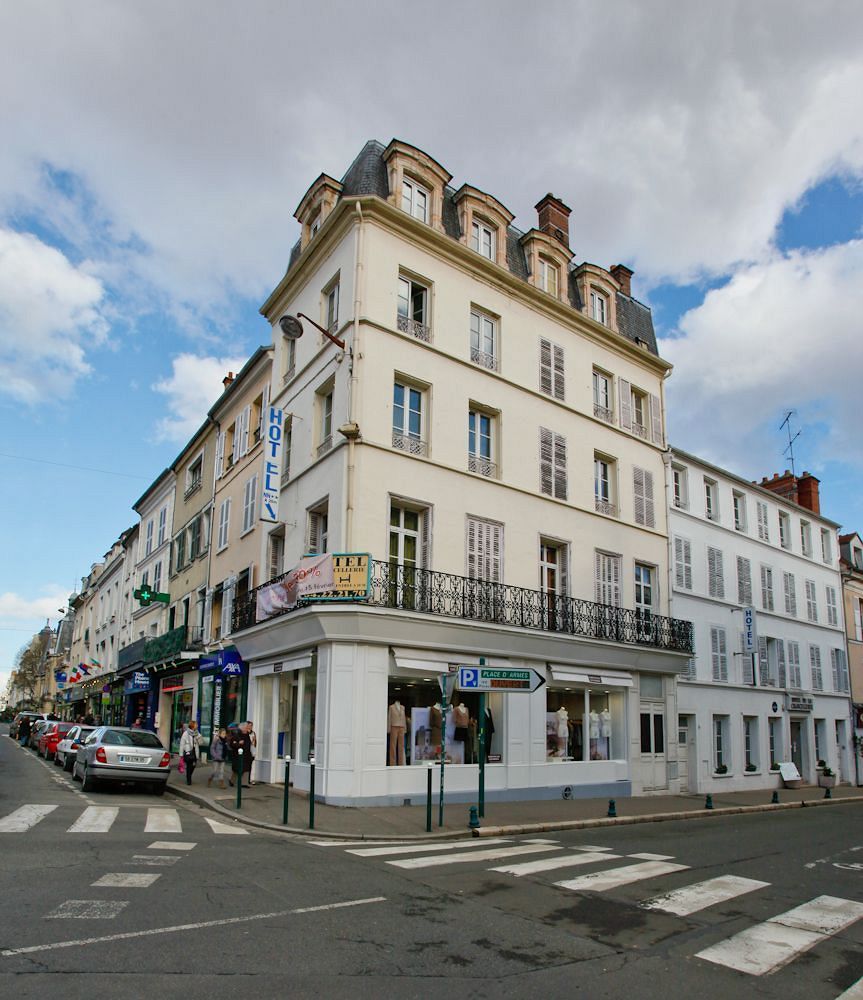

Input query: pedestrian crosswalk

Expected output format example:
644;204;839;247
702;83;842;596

310;835;863;981
0;803;249;837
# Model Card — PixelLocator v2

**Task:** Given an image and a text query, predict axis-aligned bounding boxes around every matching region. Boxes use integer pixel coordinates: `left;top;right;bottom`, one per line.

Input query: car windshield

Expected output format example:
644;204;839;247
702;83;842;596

103;730;162;749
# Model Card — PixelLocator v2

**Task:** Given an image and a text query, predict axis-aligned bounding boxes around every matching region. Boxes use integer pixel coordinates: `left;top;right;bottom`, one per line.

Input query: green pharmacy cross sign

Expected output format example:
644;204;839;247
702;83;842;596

134;585;170;607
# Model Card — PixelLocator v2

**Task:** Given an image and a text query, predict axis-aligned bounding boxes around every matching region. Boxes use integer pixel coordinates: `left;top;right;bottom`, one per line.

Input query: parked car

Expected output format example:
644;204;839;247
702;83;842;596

38;722;75;760
54;726;96;772
73;726;171;794
9;712;48;740
28;719;51;750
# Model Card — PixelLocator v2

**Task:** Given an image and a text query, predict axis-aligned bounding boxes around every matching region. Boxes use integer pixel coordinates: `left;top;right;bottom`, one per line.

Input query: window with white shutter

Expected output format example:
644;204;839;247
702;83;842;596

832;648;849;692
776;638;787;688
855;599;862;642
465;516;503;583
539;339;565;400
633;467;655;528
592;368;612;422
760;565;774;611
307;503;329;554
594;551;621;607
809;645;823;690
539;428;567;500
757;501;769;541
783;572;797;616
242;475;257;533
737;556;752;605
740;631;754;684
157;507;167;546
280;416;293;487
826;586;838;627
787;640;802;688
805;579;818;622
711;626;728;682
618;378;631;431
217;499;231;551
674;537;692;590
220;576;235;638
215;431;225;478
707;546;725;599
649;393;663;446
758;635;770;685
831;648;841;691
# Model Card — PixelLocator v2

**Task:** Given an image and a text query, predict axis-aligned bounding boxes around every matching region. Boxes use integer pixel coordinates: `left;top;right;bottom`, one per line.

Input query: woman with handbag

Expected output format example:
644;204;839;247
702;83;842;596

208;727;229;788
178;721;203;786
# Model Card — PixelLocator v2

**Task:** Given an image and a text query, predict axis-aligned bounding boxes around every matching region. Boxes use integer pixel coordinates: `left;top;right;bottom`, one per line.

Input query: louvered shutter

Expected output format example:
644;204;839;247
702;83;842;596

203;587;213;641
776;639;787;688
788;641;801;688
757;502;768;540
240;405;251;455
420;508;431;569
594;551;603;604
649;393;663;445
490;521;502;583
643;470;655;527
711;628;727;681
761;565;773;610
259;383;270;440
737;556;752;605
552;343;565;400
308;512;320;554
708;547;724;599
674;537;692;590
618;379;632;430
855;602;862;641
552;434;567;500
215;431;225;478
539;428;553;496
741;632;754;684
559;545;569;598
758;636;769;686
784;573;797;616
221;576;236;637
831;648;840;690
633;467;645;525
539;340;553;396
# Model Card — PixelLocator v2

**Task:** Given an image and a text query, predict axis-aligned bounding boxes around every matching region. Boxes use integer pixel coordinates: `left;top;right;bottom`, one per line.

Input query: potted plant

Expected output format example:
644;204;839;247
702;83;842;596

770;761;780;771
714;763;728;775
818;765;836;788
745;762;757;773
816;758;826;769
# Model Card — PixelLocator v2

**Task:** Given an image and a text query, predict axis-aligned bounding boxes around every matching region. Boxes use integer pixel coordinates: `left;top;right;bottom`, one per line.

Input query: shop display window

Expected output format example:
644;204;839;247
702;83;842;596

299;666;317;761
387;678;502;766
546;686;624;761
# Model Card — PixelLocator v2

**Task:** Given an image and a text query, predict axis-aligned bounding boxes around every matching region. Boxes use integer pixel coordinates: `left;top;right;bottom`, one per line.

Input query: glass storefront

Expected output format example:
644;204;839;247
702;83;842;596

277;672;297;758
299;666;317;761
167;686;194;753
546;686;626;761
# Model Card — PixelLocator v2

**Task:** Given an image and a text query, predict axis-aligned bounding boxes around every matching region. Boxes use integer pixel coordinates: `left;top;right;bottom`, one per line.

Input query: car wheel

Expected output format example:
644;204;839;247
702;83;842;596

54;753;62;766
81;766;99;793
151;782;167;796
64;755;75;773
72;761;82;782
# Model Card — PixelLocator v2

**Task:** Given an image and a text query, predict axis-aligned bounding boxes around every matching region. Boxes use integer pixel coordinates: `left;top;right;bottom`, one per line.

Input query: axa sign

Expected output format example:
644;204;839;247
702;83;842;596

260;405;285;523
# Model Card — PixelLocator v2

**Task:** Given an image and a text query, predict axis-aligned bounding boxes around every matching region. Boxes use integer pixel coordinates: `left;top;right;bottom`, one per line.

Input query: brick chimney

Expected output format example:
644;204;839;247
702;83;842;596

222;372;235;389
610;264;633;297
759;469;821;514
535;194;571;249
797;472;821;514
760;470;798;505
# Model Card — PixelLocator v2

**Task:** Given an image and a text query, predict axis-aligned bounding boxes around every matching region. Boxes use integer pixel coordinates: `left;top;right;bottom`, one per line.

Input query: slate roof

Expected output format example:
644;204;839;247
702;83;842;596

284;139;658;355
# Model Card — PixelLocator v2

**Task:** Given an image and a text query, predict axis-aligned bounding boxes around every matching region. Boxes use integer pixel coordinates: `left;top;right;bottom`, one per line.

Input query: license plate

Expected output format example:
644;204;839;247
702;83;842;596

119;754;148;764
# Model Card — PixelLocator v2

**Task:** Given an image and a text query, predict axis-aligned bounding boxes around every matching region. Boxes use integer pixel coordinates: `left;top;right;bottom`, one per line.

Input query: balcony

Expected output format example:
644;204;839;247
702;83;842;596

595;498;618;517
184;477;202;501
316;436;333;458
632;422;648;440
392;431;428;457
470;347;498;372
142;625;204;666
397;314;431;343
233;558;693;654
468;454;498;478
593;404;613;424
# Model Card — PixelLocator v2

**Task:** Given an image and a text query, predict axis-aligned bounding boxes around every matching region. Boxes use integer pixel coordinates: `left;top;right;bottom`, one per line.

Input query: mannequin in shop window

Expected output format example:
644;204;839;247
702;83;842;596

388;700;406;766
556;706;569;757
600;707;611;739
429;702;443;757
484;707;495;762
589;709;600;740
454;703;470;761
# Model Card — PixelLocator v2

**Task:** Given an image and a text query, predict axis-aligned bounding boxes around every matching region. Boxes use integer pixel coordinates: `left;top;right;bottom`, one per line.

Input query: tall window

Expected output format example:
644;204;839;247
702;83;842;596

821;529;832;563
268;531;284;580
787;640;802;688
757;501;769;541
540;541;567;598
714;716;728;769
707;547;725;599
809;645;823;691
242;474;258;534
594;551;621;607
539;258;559;296
592;368;612;421
781;572;797;616
633;467;655;528
468;408;496;477
317;388;333;456
769;718;782;767
733;491;746;531
540;340;565;401
590;289;607;324
800;520;812;555
631;389;648;439
470;308;498;371
826;585;839;627
634;563;654;640
175;529;186;572
308;504;329;554
831;648;849;692
672;465;688;509
779;511;791;549
401;177;428;222
737;556;752;605
157;507;167;546
325;280;339;333
539;428;567;500
283;336;297;382
760;565;774;611
217;499;231;551
466;516;503;583
710;626;728;681
153;561;162;595
280;416;293;487
594;455;616;516
471;220;495;260
189;515;202;560
744;717;758;769
804;579;818;621
704;479;718;521
674;537;693;590
392;381;426;456
397;275;430;340
389;503;428;610
145;520;154;556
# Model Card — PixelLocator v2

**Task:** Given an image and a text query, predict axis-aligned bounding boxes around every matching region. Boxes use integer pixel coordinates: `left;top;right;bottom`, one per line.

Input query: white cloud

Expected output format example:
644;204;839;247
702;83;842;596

0;586;71;624
0;228;107;402
661;239;863;482
152;353;247;444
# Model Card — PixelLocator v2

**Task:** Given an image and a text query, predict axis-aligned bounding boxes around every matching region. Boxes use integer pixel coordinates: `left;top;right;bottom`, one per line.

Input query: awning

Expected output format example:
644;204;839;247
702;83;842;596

549;666;633;688
391;647;510;675
251;650;314;676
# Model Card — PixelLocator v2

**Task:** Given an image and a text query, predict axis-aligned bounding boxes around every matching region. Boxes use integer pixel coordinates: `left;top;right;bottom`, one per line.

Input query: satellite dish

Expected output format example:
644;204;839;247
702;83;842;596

279;315;303;340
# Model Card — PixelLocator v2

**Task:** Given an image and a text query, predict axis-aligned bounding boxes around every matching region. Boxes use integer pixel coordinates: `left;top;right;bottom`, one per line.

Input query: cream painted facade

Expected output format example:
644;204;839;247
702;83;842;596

233;139;693;805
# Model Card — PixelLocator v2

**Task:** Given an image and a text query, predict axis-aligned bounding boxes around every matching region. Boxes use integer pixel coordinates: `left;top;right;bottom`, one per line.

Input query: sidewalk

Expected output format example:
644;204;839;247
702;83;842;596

165;765;863;840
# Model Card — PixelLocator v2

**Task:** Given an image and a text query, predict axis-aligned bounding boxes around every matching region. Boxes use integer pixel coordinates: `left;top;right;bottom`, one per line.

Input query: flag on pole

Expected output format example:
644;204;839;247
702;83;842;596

89;658;101;669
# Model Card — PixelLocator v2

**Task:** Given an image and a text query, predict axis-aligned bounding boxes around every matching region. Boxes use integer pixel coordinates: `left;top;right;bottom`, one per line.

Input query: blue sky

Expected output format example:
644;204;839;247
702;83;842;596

2;1;863;692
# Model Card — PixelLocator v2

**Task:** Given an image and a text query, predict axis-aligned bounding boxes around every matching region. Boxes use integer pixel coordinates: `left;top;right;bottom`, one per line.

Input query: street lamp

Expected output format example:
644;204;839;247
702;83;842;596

279;313;345;351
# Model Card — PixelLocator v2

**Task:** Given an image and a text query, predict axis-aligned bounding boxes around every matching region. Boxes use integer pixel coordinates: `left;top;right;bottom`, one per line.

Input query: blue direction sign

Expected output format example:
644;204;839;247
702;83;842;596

456;666;545;694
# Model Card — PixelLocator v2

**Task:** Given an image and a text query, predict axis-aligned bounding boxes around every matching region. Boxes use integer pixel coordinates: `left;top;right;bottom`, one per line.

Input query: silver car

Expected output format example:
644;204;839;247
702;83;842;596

54;725;95;772
73;726;171;794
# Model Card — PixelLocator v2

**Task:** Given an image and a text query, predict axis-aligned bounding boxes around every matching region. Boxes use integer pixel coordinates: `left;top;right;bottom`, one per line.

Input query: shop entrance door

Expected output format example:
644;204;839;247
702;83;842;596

640;706;667;790
677;715;691;791
790;719;804;773
170;689;194;754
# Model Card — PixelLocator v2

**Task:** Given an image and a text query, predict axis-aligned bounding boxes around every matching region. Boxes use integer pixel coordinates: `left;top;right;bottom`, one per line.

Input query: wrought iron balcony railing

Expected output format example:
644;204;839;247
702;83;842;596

397;314;431;342
392;431;428;457
233;558;693;653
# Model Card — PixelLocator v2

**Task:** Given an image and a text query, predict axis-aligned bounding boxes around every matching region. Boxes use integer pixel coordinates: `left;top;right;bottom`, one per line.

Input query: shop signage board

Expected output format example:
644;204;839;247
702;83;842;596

255;553;371;622
742;606;758;653
456;666;546;694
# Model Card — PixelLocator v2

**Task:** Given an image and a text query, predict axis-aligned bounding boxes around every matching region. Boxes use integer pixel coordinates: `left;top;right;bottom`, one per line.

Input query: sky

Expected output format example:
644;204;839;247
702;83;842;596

2;1;863;693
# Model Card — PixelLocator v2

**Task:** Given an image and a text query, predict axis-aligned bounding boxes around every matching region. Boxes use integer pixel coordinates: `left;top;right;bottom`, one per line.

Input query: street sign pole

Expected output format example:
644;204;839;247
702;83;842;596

438;672;446;829
478;657;486;820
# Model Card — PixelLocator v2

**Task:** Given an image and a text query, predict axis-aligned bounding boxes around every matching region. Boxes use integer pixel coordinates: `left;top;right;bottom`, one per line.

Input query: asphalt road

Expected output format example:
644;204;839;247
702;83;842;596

1;726;862;998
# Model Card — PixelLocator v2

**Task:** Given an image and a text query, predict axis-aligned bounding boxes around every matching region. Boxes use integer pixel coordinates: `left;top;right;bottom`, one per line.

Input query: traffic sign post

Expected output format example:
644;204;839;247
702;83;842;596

456;666;545;694
438;672;447;828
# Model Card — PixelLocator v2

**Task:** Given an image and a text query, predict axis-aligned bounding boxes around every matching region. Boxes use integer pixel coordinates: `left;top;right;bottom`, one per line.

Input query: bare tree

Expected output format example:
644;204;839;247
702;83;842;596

13;631;51;710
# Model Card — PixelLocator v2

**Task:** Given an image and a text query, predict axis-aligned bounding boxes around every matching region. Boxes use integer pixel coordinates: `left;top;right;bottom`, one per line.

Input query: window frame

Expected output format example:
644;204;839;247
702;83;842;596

732;491;746;532
392;378;428;457
539;257;559;297
470;219;496;260
468;406;497;478
589;288;607;324
593;453;617;516
469;307;499;372
401;176;429;223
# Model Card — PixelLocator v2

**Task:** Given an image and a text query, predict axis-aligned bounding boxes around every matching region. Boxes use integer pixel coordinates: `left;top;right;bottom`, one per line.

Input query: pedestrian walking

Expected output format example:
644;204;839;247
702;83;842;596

208;728;229;788
228;723;253;788
18;717;31;747
226;723;242;787
178;720;203;785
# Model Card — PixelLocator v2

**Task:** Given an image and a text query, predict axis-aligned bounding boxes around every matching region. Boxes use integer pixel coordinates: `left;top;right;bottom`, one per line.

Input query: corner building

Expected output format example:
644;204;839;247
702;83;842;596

231;139;693;805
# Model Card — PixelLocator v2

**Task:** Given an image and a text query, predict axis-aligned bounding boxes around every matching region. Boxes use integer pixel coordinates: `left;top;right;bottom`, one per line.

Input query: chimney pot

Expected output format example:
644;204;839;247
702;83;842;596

535;193;571;249
610;264;634;297
222;372;235;389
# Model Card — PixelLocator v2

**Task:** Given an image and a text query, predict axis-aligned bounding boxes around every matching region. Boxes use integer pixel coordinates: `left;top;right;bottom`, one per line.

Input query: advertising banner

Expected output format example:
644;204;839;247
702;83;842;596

255;553;335;622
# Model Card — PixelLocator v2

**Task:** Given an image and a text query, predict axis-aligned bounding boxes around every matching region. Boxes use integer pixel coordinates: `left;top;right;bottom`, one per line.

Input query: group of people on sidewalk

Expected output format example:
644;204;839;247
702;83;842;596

178;720;257;789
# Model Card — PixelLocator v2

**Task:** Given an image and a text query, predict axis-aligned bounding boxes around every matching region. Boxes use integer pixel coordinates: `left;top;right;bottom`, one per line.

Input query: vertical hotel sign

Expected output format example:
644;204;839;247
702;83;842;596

260;405;285;523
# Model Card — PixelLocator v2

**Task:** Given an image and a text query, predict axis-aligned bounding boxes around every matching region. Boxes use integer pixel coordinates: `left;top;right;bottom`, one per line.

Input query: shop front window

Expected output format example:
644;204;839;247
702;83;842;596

546;687;624;761
278;672;297;758
300;666;317;761
199;675;215;741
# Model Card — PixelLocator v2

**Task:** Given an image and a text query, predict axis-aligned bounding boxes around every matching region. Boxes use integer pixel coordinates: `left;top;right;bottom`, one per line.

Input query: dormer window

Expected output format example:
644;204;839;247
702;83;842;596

539;258;559;296
471;220;495;260
309;213;321;238
401;177;429;223
590;290;607;325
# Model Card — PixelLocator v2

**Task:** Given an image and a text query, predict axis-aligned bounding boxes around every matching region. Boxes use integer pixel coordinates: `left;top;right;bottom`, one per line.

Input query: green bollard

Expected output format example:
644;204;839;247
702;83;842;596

236;748;243;810
309;754;316;830
469;806;480;830
771;790;779;804
426;764;433;833
282;756;291;825
607;799;617;818
705;794;714;809
824;786;832;799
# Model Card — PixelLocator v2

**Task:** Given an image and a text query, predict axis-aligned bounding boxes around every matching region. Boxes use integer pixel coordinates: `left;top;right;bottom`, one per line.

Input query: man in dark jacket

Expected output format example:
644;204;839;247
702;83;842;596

18;717;31;747
228;724;253;788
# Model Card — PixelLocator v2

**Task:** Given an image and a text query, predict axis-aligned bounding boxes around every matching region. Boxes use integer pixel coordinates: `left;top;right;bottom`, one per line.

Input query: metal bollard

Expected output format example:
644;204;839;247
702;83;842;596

705;794;714;809
282;756;291;825
236;748;243;810
771;790;779;804
309;754;316;830
824;786;832;799
607;799;617;818
426;764;433;833
469;806;480;830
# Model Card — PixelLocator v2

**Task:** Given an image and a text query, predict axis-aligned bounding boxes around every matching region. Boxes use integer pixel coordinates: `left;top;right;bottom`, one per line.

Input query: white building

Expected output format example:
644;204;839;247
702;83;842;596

667;451;852;792
230;138;693;806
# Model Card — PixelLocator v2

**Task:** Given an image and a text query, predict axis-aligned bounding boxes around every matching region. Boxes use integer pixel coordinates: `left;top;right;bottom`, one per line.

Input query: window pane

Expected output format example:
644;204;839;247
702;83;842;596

653;714;664;753
640;713;652;753
404;510;419;532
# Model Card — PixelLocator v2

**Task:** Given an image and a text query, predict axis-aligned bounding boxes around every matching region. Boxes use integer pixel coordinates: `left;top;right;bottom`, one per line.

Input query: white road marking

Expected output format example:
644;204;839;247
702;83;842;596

574;845;614;852
144;809;182;833
67;807;119;834
491;851;621;876
696;895;863;975
46;900;128;920
204;818;249;835
388;843;562;870
835;977;863;999
148;841;197;851
628;852;674;861
642;875;770;916
555;860;689;893
130;855;180;866
92;873;161;888
0;805;58;833
307;839;415;847
1;896;386;956
348;838;511;857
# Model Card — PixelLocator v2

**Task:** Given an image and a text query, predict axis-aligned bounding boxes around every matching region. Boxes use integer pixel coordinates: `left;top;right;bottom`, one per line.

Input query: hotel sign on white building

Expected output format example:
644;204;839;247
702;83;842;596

260;405;285;523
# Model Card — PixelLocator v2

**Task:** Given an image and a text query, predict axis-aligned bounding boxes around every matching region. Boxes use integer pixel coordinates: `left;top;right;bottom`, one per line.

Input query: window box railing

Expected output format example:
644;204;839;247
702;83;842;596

593;404;613;424
470;347;499;372
468;455;498;478
397;315;431;343
316;436;333;458
233;558;694;654
632;422;648;440
595;499;618;517
283;364;296;384
184;478;202;501
392;431;428;457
